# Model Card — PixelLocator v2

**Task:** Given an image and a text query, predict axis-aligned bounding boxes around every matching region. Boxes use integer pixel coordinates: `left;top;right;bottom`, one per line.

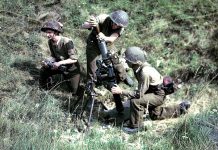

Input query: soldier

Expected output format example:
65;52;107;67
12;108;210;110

39;20;81;97
111;47;191;133
82;10;133;86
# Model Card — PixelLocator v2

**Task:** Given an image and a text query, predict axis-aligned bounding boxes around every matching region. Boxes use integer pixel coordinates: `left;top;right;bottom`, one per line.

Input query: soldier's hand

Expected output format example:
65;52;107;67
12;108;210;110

97;32;106;41
111;85;123;94
82;21;92;29
52;62;61;70
41;61;48;68
88;16;98;27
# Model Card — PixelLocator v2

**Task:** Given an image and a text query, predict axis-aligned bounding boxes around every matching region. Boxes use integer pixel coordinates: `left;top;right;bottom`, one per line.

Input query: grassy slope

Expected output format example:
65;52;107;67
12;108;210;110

0;0;218;149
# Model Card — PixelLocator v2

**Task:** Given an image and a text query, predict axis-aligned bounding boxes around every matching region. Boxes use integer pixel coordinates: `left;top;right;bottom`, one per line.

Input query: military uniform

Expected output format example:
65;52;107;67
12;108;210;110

122;62;182;128
39;37;80;95
86;14;127;82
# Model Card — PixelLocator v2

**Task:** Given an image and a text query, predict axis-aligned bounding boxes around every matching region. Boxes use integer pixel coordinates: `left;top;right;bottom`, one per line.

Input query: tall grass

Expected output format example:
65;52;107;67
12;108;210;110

0;0;218;149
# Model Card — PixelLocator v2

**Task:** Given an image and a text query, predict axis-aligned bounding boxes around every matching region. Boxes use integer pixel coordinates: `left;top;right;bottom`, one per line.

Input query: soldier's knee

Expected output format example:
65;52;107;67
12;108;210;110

130;98;139;107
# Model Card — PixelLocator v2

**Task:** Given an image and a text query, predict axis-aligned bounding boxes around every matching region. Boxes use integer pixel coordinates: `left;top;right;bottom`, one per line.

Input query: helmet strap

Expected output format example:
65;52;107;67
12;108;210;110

136;60;143;66
132;61;143;73
54;31;60;35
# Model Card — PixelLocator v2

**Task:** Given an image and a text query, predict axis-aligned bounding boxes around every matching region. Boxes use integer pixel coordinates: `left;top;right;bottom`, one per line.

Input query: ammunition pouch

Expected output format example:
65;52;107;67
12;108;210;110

161;76;175;95
161;83;174;95
111;53;120;65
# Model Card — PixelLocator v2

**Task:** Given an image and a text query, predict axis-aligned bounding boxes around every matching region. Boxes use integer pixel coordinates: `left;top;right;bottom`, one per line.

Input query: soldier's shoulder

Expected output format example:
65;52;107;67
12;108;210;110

61;36;73;44
97;14;110;22
98;14;109;18
141;64;154;75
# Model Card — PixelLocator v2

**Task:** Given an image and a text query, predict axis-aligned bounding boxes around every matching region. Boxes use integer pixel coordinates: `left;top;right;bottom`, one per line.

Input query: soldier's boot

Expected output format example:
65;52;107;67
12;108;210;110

39;77;53;90
180;100;191;114
70;85;86;112
122;121;147;134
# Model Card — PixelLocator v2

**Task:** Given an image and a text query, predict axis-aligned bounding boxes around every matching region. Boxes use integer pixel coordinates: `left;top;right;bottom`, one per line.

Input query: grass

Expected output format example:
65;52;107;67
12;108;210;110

0;0;218;149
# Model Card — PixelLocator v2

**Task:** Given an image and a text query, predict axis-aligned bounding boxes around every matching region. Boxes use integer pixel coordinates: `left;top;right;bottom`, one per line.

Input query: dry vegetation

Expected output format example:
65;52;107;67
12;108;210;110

0;0;218;149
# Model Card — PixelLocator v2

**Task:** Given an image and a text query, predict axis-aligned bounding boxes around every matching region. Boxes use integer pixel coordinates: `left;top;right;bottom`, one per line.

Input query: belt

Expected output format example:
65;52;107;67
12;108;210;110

149;84;162;90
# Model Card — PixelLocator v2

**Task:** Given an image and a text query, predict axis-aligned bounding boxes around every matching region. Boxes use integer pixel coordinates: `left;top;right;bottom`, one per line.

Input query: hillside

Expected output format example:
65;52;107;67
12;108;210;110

0;0;218;149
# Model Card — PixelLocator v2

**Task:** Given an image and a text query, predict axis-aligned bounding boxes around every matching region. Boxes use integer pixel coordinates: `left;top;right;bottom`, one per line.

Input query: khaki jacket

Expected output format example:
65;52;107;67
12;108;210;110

48;36;79;71
123;62;163;97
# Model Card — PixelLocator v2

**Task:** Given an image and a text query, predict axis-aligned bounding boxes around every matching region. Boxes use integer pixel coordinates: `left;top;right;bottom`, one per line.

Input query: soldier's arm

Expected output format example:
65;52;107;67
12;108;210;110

57;40;78;66
81;14;108;29
98;14;124;43
111;85;136;98
138;69;150;96
98;32;119;43
56;58;77;66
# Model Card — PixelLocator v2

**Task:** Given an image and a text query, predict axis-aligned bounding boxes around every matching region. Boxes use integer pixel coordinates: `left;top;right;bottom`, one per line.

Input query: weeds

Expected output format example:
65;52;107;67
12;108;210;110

0;0;218;149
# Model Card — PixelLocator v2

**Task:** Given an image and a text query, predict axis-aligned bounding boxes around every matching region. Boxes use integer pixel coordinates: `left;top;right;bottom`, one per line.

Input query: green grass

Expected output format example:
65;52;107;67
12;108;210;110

0;0;218;149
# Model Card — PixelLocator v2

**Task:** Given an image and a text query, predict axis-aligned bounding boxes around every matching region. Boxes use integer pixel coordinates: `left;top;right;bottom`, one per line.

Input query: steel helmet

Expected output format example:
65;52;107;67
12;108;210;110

109;10;129;27
41;20;63;33
124;47;147;64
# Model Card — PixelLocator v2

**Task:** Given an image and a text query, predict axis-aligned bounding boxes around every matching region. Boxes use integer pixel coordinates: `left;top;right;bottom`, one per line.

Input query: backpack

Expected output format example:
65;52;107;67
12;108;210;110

162;76;175;95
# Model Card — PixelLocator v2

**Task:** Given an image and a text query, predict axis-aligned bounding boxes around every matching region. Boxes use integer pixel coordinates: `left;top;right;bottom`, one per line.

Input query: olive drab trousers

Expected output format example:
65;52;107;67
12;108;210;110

130;89;182;128
86;41;127;82
39;67;80;95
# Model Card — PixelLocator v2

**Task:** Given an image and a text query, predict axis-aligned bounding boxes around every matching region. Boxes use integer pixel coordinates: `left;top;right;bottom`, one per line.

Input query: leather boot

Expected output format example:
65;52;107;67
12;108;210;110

180;100;191;114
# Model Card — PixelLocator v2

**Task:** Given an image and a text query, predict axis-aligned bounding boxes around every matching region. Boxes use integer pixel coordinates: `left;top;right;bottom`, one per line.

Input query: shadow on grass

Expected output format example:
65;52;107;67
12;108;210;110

11;60;40;85
209;29;218;64
10;60;74;91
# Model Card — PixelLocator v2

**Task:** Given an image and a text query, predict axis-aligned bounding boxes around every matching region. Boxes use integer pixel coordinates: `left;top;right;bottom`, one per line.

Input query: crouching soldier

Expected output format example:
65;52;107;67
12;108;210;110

111;47;191;133
39;20;81;97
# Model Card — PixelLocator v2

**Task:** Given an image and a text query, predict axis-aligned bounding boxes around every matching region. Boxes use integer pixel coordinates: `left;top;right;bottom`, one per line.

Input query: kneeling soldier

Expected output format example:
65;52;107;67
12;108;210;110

39;20;81;97
111;47;191;133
